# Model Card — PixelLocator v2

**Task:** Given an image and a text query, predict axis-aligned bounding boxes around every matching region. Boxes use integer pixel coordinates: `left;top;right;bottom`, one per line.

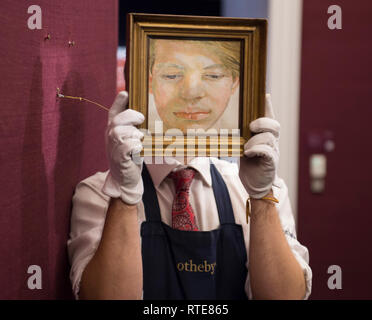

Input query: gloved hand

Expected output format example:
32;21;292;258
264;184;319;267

102;91;145;205
239;94;280;199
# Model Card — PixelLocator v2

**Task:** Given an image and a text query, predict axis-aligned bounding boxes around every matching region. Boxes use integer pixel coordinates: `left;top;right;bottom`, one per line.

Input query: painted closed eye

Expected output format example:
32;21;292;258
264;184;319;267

160;73;184;80
203;73;225;80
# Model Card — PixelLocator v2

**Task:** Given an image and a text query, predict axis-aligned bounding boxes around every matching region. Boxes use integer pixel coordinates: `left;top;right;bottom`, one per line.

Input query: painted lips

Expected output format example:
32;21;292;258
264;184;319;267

173;111;210;120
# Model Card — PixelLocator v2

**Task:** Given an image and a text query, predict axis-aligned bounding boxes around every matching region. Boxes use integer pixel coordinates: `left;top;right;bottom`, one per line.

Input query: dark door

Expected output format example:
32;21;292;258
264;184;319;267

298;0;372;299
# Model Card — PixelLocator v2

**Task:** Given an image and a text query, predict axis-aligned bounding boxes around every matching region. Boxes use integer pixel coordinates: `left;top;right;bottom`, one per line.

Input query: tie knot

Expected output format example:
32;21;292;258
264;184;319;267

169;168;196;192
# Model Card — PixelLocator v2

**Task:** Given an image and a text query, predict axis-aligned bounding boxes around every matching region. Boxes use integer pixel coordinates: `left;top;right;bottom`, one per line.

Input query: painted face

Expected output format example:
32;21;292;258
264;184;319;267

149;40;239;132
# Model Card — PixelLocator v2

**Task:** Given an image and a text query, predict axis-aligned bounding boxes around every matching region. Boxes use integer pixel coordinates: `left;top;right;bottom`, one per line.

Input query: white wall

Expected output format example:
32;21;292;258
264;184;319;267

222;0;303;224
267;0;303;223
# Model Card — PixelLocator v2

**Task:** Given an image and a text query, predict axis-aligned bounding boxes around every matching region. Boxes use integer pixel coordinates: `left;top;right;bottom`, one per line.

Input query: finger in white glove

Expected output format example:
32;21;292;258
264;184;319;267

110;108;145;128
102;91;145;205
249;117;280;138
249;94;280;137
239;94;280;199
243;132;279;156
108;91;129;122
107;125;144;160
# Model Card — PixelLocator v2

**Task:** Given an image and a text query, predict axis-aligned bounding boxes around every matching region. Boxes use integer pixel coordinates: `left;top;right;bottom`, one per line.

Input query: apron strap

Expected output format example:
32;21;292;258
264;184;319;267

142;163;162;222
210;163;236;224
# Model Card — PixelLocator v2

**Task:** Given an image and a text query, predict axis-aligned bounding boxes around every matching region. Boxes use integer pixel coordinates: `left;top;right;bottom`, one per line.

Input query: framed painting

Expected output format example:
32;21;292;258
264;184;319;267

125;13;267;157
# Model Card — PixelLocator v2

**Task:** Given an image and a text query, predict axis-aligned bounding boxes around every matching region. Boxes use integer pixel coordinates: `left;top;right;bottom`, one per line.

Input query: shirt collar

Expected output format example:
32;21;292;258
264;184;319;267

144;157;212;188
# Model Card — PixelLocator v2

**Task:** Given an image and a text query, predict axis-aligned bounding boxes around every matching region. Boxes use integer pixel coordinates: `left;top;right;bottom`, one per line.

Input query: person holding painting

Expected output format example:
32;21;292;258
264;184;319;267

67;38;312;300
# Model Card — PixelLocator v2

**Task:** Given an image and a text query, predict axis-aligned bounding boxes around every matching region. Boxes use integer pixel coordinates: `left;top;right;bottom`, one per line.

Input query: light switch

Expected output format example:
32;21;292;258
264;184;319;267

310;154;327;193
310;154;327;179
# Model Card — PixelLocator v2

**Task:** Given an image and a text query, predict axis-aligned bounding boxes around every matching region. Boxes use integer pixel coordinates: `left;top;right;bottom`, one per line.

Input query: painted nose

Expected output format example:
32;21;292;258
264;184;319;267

180;72;205;101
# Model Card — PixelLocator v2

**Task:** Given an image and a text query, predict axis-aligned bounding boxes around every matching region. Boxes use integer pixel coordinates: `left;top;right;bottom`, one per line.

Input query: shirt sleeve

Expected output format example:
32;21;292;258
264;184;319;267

67;173;110;299
273;176;313;299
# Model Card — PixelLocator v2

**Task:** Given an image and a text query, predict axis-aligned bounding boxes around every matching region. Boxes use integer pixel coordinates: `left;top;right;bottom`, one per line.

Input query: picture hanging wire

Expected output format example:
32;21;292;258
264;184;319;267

56;88;110;112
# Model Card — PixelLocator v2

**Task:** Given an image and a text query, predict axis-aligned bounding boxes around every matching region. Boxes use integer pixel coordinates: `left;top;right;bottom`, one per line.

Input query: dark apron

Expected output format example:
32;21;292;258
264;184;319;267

141;163;248;300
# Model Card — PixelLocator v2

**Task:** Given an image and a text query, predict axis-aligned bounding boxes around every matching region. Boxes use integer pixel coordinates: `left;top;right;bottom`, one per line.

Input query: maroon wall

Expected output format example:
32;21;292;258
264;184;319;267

0;1;117;299
298;0;372;299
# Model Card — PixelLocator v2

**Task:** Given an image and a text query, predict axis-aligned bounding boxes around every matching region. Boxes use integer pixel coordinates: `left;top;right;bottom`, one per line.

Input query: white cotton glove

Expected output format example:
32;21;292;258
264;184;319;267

239;94;280;199
102;91;145;205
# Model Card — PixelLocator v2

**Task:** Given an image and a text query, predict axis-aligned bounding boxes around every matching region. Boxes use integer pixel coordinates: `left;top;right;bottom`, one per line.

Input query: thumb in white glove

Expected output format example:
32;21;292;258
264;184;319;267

239;94;280;199
102;91;145;205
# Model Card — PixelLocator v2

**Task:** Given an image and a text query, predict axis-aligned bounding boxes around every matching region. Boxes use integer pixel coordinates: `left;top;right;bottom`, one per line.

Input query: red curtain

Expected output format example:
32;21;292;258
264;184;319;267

0;0;117;299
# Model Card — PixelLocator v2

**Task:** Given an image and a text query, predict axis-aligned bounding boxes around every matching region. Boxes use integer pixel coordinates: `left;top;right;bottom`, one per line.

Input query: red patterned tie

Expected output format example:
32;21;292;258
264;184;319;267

169;168;199;231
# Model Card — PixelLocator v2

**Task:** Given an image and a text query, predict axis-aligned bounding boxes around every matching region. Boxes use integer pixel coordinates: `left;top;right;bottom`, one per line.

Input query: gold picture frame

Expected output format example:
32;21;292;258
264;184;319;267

125;13;267;157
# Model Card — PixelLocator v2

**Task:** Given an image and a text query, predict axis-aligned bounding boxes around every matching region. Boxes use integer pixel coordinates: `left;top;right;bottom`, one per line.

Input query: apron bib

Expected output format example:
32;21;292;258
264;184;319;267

141;163;248;300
